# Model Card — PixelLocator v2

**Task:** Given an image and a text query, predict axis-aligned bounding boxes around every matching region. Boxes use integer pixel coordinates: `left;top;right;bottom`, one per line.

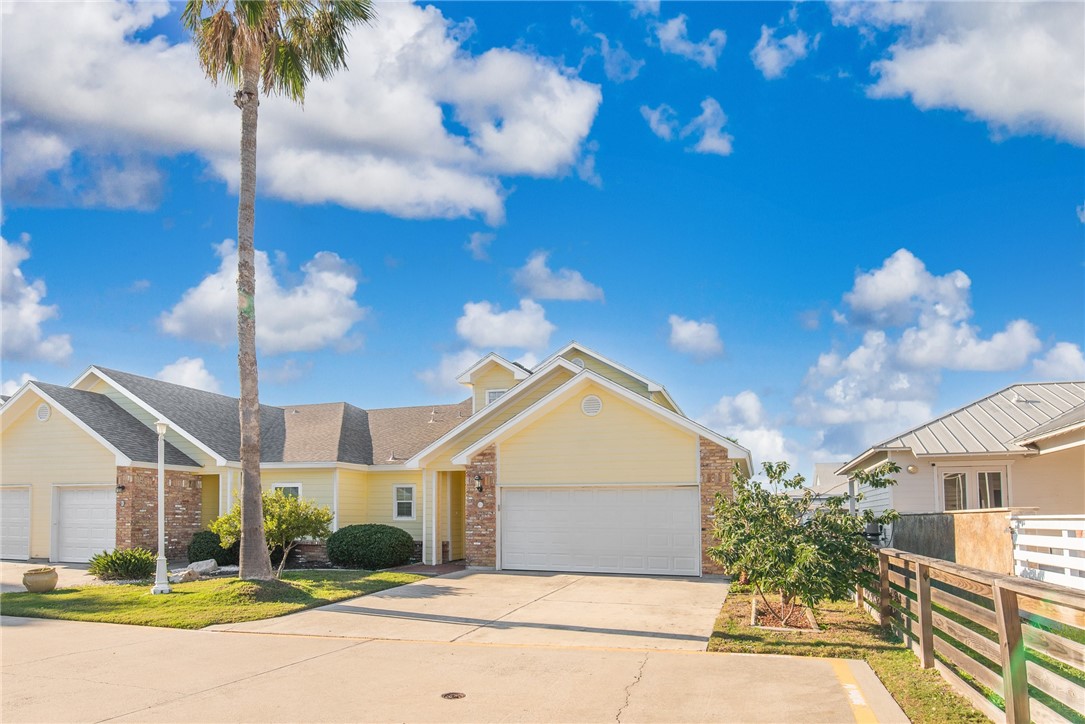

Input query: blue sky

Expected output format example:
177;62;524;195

2;0;1083;474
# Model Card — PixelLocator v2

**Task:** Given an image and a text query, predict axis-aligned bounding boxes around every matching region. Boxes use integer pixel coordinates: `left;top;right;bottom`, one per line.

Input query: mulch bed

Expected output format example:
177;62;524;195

753;598;818;630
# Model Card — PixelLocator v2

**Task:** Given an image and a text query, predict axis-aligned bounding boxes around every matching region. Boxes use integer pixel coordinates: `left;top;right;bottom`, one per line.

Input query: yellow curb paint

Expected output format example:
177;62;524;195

830;659;878;724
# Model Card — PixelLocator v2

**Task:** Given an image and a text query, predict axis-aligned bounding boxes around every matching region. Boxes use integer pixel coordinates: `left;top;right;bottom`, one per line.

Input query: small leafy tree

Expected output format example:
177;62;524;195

212;491;333;578
709;460;900;624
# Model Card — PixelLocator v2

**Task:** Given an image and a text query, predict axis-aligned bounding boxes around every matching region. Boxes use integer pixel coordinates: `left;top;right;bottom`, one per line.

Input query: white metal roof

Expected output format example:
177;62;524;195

1012;403;1085;445
840;382;1085;474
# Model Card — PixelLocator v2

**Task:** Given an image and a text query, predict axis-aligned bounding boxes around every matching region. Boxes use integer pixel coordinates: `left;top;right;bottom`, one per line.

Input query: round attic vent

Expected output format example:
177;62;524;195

36;403;51;422
571;357;585;369
581;395;603;417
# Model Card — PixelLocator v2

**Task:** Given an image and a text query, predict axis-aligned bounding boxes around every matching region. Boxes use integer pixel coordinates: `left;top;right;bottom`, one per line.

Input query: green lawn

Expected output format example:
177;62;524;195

0;570;425;629
709;587;987;724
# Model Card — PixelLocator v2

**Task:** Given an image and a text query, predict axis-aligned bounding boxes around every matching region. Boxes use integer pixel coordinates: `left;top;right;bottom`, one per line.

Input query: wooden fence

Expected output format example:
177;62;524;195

1012;515;1085;592
859;547;1085;723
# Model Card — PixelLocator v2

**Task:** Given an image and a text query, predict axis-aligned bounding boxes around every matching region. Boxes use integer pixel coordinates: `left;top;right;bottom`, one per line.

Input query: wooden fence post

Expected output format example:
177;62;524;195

878;551;892;627
856;580;864;610
916;561;934;669
992;581;1029;724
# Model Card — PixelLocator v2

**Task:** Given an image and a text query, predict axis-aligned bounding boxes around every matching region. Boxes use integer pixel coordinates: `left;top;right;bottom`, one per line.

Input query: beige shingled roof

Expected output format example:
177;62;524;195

281;403;349;462
369;400;472;463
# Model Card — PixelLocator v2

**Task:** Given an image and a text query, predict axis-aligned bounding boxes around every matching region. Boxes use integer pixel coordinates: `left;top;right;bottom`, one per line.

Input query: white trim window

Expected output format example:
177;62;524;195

486;389;507;406
273;483;302;499
393;484;416;520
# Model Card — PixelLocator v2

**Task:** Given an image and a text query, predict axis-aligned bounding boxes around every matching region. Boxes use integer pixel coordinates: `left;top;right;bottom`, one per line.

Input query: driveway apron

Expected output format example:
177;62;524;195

209;570;730;651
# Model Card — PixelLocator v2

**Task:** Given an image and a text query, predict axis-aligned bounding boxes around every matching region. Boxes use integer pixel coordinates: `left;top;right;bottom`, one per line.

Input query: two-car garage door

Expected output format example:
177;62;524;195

500;486;700;576
0;486;115;563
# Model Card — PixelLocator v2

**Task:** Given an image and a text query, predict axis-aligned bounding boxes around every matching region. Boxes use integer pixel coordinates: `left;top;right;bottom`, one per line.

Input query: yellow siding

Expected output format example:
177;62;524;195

88;378;216;466
0;401;117;558
471;365;518;412
426;367;576;469
200;475;220;527
259;469;335;513
499;383;698;485
561;349;650;397
367;470;424;539
337;469;368;527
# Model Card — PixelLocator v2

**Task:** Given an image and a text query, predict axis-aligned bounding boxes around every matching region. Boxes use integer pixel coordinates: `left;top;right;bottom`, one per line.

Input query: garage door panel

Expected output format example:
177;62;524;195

57;486;115;563
501;486;699;576
1;488;31;560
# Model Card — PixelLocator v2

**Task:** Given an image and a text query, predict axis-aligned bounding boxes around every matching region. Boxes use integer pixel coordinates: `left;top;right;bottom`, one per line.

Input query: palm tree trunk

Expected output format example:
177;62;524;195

236;52;273;581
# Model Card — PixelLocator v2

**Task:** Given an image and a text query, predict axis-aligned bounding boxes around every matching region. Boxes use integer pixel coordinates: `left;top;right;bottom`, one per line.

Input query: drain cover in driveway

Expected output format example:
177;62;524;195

441;692;466;700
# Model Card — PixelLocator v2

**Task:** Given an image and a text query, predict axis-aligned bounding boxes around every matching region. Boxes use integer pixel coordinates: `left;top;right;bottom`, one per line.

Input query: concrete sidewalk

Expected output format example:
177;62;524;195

1;616;908;723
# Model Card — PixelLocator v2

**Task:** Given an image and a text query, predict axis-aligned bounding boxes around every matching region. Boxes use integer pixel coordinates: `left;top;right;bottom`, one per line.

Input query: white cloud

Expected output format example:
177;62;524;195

668;314;724;360
264;359;312;385
156;357;222;393
596;34;645;83
513;252;604;302
1;1;603;223
751;25;813;79
654;14;727;69
1;235;72;363
417;348;481;397
897;318;1041;371
455;299;556;350
680;97;734;156
1;373;36;397
1032;343;1085;380
159;241;368;355
842;248;971;327
834;2;1085;145
1077;203;1085;223
631;0;660;19
466;232;494;261
699;390;794;467
640;103;679;140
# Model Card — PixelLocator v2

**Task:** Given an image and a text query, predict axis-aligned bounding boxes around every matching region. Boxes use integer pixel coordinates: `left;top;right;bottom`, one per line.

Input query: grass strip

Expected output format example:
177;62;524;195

709;588;987;723
0;569;425;629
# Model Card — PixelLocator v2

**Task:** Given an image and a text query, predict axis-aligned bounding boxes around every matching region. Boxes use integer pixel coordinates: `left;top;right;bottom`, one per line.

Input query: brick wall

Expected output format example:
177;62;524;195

115;466;202;560
464;445;497;568
699;438;735;575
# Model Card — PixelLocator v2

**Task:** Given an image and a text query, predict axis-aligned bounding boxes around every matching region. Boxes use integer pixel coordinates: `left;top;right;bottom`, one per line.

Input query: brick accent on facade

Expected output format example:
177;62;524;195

464;445;497;568
699;437;735;575
288;541;330;568
115;467;202;560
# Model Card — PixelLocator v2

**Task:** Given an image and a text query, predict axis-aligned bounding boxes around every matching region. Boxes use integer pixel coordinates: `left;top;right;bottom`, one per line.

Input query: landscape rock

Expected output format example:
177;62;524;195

188;559;220;575
168;569;199;584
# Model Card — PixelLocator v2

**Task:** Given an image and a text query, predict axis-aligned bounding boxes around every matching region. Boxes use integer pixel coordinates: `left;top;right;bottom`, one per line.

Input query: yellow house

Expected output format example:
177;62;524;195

0;342;752;576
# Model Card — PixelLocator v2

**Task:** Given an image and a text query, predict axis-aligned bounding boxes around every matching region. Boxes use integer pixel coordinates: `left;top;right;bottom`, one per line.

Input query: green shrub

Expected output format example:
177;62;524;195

327;524;415;569
211;491;332;578
186;530;240;566
88;547;157;580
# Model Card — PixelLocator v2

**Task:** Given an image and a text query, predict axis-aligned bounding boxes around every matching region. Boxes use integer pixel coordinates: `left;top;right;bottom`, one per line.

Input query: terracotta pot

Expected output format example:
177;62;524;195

22;567;59;593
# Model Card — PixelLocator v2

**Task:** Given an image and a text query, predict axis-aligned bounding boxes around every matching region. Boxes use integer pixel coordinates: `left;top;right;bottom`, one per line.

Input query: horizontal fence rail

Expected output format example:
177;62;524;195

859;547;1085;723
1012;515;1085;592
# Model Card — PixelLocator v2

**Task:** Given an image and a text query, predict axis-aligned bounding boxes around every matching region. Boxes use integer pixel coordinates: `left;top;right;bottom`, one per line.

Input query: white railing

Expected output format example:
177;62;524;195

1010;514;1085;591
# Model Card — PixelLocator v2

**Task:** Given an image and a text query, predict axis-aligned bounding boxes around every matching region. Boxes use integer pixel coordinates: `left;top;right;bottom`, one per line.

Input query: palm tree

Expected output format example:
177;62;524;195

182;0;374;579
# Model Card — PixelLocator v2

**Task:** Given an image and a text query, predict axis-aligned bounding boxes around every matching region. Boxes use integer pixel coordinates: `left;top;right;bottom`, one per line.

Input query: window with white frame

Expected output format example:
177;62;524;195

273;483;301;499
941;467;1007;511
393;485;415;520
485;389;507;406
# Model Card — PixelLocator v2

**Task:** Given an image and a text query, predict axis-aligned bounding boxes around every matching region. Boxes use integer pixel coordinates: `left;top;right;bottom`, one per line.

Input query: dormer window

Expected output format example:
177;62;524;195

486;389;507;406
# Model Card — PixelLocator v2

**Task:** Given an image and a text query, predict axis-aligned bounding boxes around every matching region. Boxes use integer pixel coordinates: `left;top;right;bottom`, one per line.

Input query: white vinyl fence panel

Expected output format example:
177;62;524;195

1011;514;1085;591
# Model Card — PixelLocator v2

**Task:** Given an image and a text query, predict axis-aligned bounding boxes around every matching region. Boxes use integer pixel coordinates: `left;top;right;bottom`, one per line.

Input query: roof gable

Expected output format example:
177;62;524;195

455;353;531;384
840;382;1085;474
535;342;683;414
450;369;751;470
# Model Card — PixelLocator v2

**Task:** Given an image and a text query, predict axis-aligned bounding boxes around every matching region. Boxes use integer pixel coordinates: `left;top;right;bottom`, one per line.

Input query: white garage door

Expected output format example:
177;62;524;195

1;487;31;560
501;486;700;576
56;487;116;563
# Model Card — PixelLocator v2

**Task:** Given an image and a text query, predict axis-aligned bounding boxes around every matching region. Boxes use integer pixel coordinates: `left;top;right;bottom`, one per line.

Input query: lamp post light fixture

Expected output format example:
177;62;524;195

473;475;483;492
151;420;171;595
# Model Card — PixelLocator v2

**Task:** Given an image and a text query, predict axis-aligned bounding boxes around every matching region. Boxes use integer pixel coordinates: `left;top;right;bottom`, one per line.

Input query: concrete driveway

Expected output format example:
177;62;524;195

211;570;729;650
2;616;908;723
0;561;95;593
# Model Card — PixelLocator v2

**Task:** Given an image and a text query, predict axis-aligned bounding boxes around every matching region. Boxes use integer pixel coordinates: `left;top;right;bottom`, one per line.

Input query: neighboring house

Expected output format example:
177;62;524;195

837;383;1085;516
805;462;850;510
0;342;751;577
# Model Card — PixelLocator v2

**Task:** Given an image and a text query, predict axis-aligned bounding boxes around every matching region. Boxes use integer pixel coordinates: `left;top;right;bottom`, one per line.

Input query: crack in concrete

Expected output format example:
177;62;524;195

615;651;649;723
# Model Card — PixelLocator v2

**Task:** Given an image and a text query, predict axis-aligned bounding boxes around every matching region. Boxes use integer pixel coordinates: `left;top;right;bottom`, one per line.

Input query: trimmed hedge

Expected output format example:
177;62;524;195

186;530;240;566
326;524;415;570
88;547;156;580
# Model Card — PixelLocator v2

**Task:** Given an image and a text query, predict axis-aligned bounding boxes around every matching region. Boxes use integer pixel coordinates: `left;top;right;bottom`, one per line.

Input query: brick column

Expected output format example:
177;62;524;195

699;438;734;575
464;445;497;568
115;467;202;560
